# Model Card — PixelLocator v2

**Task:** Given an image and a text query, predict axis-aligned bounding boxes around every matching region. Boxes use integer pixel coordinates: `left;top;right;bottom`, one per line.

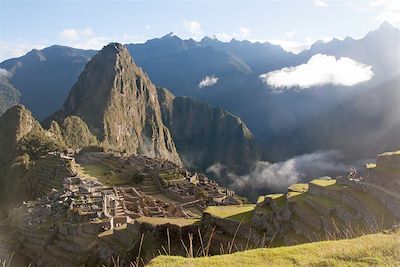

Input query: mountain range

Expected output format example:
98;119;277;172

0;43;258;182
1;22;399;166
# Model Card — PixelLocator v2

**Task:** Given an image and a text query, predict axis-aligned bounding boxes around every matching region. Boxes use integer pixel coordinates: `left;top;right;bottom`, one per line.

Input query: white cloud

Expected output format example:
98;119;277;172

0;41;48;61
59;29;79;40
214;33;232;42
314;0;327;7
207;150;357;199
199;75;219;88
267;36;336;54
214;26;252;42
370;0;400;27
345;1;369;12
260;54;374;90
58;27;109;50
184;20;203;39
268;39;310;54
238;27;251;38
0;68;12;78
284;31;296;38
122;33;145;44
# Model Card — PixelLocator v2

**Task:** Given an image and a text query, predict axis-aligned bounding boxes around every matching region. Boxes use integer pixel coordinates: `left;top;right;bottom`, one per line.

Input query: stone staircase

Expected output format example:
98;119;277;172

115;190;126;216
139;176;159;195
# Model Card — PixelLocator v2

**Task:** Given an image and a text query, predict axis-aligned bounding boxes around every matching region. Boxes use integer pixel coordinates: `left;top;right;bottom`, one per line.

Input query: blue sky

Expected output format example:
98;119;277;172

1;0;399;61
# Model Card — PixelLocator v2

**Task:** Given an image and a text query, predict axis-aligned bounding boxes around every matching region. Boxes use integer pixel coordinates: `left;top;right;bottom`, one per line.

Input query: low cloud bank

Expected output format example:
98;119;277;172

207;150;367;201
0;68;12;78
199;75;219;88
260;54;374;90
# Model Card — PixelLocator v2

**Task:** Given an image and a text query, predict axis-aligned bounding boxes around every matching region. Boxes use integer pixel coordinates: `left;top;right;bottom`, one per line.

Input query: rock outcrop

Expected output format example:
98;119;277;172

0;73;20;116
49;43;181;165
48;116;98;149
157;87;258;173
0;105;59;164
0;105;65;209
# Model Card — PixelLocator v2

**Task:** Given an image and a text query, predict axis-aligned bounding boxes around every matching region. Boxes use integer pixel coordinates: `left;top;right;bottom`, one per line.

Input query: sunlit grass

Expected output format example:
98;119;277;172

80;164;127;185
148;231;400;267
205;205;255;223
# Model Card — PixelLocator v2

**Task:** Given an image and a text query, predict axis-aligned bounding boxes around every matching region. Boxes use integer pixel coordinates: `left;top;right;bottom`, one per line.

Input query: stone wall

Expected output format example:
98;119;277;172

201;212;267;247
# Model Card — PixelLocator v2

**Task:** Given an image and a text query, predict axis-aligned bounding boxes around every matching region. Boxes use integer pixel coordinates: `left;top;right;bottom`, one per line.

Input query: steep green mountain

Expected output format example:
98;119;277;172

158;88;259;174
0;105;61;164
0;104;100;212
0;73;20;115
0;46;96;119
48;116;99;149
0;105;64;209
48;43;181;165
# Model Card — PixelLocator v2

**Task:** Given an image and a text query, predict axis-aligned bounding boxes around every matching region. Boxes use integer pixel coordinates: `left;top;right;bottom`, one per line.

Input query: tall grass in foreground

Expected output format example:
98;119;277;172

114;217;398;267
1;252;13;267
4;218;396;267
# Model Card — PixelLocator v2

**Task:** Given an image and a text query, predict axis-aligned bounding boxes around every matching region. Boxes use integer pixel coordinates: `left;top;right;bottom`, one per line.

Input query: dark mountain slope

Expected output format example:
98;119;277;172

158;88;259;174
0;73;20;115
0;46;96;119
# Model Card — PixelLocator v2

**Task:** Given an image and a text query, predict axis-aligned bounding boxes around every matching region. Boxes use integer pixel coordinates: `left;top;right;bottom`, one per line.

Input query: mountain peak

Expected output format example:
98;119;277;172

50;43;182;164
103;42;125;53
0;104;37;163
379;21;396;31
98;42;131;58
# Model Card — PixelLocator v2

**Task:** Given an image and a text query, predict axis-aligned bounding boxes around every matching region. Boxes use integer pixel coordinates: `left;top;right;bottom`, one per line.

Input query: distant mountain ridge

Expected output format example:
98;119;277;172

1;22;399;163
0;45;96;120
0;43;260;179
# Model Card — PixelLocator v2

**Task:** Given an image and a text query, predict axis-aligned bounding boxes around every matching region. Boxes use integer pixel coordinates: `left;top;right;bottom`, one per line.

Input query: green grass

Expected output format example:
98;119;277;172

205;205;255;223
307;194;338;209
80;164;127;185
265;193;286;207
366;163;377;169
379;151;400;156
159;171;185;181
256;195;265;204
351;190;396;226
135;216;200;227
148;231;400;267
310;178;346;191
288;183;309;192
310;178;337;187
286;191;307;203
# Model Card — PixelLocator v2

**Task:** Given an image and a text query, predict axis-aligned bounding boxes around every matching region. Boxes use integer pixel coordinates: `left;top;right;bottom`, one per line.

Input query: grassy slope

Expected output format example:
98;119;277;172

79;164;127;185
148;231;400;267
204;205;255;223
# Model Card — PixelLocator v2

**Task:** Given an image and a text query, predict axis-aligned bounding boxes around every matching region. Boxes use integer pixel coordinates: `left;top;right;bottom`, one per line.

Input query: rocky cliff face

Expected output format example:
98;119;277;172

48;116;98;150
0;105;42;164
0;105;63;209
157;88;259;173
50;43;181;165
